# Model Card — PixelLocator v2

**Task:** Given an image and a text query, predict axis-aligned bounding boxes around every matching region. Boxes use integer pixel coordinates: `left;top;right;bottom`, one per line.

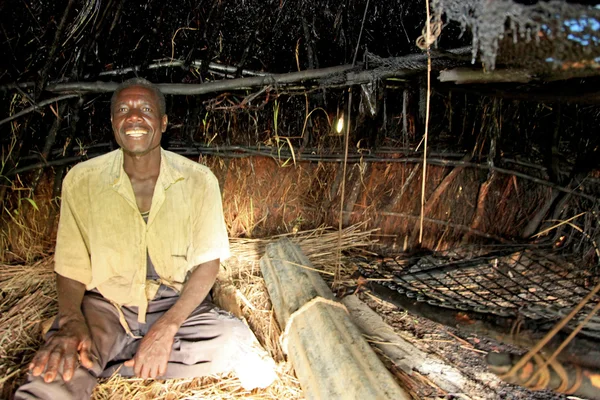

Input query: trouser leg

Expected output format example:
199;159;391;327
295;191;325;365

103;298;274;386
14;292;131;400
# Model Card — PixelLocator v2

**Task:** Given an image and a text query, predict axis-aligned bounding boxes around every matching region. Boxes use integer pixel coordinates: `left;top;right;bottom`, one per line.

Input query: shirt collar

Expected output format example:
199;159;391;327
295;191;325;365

108;148;185;189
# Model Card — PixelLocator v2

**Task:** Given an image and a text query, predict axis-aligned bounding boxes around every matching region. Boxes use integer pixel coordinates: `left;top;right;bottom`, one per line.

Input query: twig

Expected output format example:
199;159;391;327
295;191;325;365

532;212;586;238
444;330;473;348
0;94;79;127
460;346;488;354
35;0;76;98
419;0;433;244
337;89;353;288
352;0;371;67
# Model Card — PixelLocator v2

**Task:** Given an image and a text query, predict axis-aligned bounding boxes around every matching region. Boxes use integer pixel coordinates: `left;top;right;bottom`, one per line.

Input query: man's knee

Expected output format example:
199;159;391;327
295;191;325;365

14;368;97;400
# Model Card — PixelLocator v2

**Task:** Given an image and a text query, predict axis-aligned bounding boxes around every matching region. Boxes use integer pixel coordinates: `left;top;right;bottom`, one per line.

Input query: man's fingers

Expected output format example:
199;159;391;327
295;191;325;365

134;358;143;378
124;359;135;367
139;362;150;379
158;360;167;377
43;350;64;383
61;353;78;382
78;341;94;369
30;349;51;376
151;364;160;379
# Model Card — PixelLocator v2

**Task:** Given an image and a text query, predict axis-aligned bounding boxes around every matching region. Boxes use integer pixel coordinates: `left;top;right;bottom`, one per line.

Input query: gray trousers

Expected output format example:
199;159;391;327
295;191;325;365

15;290;251;400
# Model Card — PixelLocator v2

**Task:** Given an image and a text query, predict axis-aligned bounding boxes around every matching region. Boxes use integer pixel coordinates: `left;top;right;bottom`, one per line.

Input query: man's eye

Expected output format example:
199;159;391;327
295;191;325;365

118;107;127;112
142;107;151;112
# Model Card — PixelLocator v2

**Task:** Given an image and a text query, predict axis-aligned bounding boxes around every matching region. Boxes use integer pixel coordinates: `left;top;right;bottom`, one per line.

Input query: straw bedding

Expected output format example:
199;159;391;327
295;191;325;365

0;223;376;399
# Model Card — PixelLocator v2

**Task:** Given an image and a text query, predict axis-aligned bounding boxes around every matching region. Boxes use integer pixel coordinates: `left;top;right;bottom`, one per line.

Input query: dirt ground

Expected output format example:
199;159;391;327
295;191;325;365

359;294;572;400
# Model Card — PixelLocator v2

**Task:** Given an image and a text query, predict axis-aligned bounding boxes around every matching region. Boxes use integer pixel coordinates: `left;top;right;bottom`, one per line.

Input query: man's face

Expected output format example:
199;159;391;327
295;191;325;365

111;86;168;157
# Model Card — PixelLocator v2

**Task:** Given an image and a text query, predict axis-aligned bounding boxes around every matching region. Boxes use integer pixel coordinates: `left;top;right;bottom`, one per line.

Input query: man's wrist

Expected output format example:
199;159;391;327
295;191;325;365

155;315;181;337
58;310;85;328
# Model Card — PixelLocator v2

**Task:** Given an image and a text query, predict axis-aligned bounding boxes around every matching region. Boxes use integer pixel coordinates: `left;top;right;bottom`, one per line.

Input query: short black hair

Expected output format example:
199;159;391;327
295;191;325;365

110;77;166;116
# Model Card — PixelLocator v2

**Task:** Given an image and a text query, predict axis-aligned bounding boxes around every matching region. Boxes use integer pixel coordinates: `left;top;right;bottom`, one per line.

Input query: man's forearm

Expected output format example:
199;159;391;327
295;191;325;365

158;258;220;335
56;274;87;327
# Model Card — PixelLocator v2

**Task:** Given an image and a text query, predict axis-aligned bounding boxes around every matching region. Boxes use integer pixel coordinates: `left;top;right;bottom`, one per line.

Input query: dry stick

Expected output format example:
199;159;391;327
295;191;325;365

527;300;600;389
35;0;76;98
336;0;370;287
532;212;586;238
0;94;79;127
9;149;597;204
382;163;421;212
467;173;496;239
419;0;433;244
336;90;352;287
29;102;68;194
352;0;371;67
501;281;600;383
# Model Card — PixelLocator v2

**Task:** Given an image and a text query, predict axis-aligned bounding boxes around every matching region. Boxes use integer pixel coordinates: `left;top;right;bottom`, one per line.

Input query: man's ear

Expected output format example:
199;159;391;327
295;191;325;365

162;115;168;132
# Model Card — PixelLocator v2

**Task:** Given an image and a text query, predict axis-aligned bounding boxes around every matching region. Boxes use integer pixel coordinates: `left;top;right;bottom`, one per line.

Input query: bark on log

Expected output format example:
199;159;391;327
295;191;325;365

260;238;410;400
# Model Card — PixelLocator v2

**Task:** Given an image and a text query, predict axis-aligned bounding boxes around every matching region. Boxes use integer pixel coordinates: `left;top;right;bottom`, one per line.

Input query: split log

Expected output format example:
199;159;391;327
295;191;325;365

260;238;410;400
341;295;491;395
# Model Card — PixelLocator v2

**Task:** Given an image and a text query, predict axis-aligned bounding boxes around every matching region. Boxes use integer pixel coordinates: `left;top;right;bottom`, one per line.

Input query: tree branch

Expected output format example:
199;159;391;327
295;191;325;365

0;94;79;127
1;49;470;95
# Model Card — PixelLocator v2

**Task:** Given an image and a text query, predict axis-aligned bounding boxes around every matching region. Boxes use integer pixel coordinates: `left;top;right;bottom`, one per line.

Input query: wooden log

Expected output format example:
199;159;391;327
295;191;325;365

260;238;410;400
341;295;493;395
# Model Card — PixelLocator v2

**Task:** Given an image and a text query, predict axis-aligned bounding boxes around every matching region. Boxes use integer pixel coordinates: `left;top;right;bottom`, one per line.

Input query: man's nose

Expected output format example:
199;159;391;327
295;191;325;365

125;109;143;121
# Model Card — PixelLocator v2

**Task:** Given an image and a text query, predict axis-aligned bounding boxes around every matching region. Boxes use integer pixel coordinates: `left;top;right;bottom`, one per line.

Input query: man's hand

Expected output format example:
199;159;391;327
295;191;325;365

29;317;94;383
124;321;176;379
125;259;220;379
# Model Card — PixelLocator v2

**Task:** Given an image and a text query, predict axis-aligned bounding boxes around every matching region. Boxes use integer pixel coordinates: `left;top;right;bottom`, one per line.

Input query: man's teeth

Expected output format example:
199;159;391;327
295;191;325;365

125;129;148;137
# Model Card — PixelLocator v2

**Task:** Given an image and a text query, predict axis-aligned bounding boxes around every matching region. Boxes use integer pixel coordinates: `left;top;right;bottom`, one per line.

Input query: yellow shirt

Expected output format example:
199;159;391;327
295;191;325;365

54;148;230;326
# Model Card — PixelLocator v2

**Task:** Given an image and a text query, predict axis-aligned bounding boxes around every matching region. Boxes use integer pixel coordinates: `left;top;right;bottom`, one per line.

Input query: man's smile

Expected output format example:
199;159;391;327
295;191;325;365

124;128;150;137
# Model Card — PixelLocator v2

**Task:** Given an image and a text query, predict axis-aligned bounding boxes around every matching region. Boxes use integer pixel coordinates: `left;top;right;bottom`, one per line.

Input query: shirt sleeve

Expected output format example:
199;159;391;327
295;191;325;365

188;172;231;267
54;174;92;286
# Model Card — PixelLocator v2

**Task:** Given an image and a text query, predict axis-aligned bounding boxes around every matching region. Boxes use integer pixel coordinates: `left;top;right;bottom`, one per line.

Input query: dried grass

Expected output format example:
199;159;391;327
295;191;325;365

0;223;377;399
0;177;57;264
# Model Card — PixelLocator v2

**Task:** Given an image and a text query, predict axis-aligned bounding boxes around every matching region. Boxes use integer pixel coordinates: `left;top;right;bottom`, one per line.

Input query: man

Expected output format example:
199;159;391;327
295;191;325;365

16;78;275;400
